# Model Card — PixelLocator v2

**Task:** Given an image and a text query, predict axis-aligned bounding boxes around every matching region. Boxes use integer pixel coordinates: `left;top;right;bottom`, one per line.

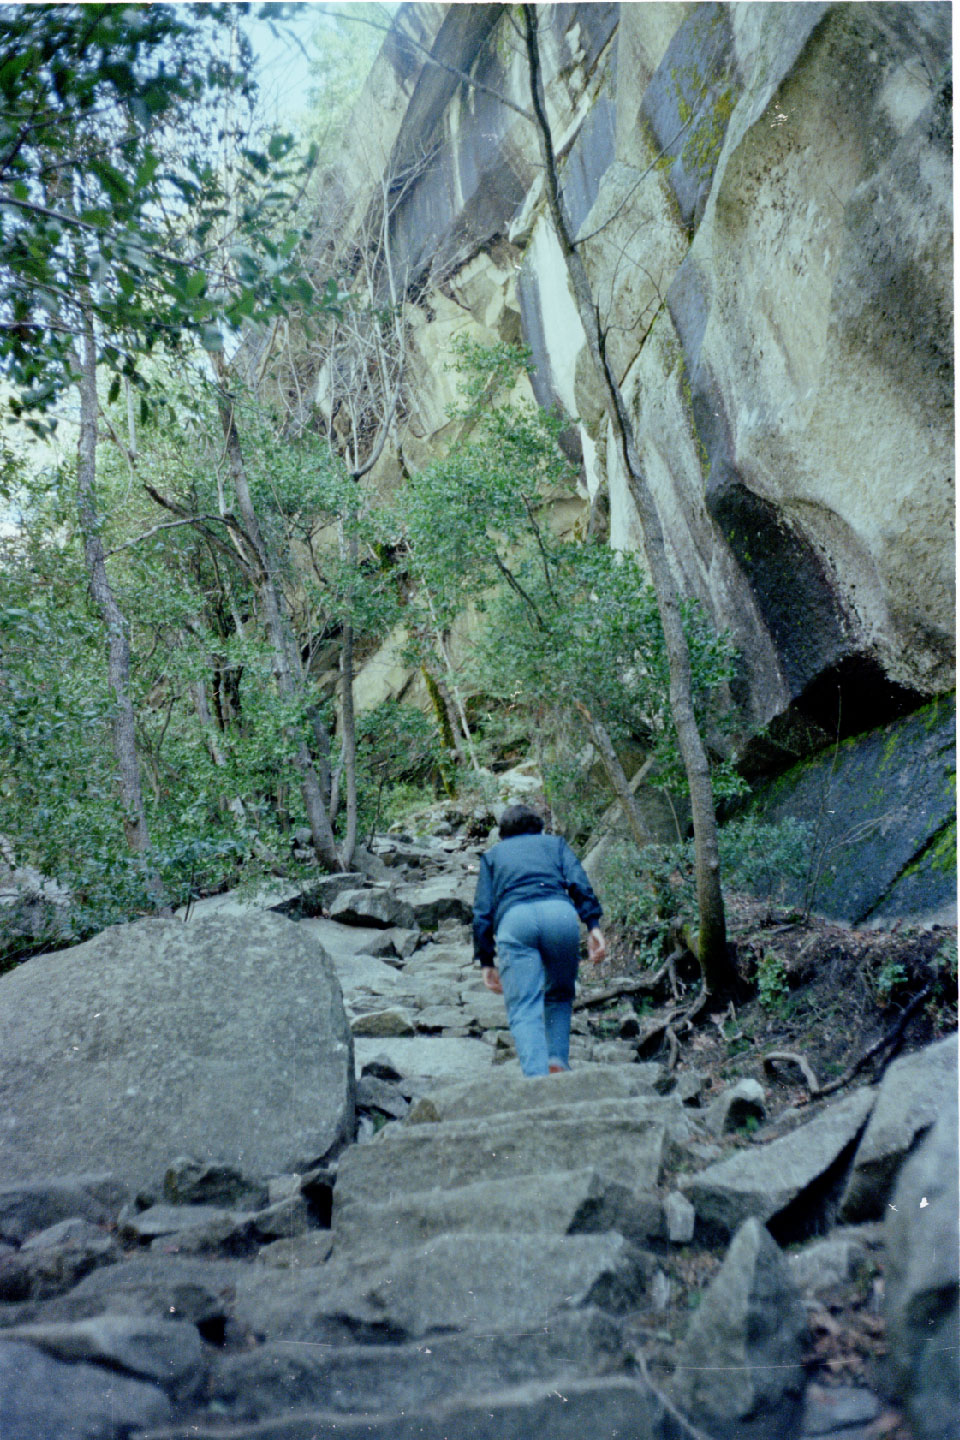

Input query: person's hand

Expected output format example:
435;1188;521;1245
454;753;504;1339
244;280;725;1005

587;927;606;966
482;966;503;994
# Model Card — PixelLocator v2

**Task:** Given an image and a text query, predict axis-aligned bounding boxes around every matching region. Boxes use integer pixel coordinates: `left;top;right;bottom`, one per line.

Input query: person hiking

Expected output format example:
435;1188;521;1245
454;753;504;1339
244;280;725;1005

472;803;606;1076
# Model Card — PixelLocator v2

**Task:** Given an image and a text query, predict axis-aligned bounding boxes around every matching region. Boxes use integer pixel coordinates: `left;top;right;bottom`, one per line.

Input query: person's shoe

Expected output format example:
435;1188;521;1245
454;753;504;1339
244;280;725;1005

549;1063;565;1074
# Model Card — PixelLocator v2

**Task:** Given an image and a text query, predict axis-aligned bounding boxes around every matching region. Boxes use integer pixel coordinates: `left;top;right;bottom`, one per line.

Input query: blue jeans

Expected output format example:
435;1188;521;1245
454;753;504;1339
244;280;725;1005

496;898;581;1076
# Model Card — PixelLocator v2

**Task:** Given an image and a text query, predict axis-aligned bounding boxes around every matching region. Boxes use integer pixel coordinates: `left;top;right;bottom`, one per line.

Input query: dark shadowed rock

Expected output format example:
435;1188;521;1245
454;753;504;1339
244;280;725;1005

672;1218;807;1440
2;1254;248;1332
329;888;416;929
0;1176;127;1246
162;1158;268;1210
0;914;355;1190
0;1218;119;1303
705;1078;767;1136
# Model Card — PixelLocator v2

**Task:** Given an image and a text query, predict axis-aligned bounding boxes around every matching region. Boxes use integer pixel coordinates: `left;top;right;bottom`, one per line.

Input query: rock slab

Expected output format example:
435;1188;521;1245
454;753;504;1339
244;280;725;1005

0;914;355;1190
672;1218;807;1440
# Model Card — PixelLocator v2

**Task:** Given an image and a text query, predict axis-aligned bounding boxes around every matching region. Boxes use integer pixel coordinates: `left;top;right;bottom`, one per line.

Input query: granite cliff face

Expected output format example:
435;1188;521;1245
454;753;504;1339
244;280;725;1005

310;3;954;920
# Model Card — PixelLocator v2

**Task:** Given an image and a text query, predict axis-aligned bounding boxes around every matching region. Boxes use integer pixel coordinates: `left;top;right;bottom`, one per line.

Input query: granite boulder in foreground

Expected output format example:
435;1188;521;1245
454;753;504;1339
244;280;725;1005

0;914;354;1190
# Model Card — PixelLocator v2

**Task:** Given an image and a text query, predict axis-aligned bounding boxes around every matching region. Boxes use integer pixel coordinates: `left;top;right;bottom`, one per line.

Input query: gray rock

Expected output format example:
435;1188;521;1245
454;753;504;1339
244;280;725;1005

335;1102;673;1205
11;1254;248;1330
329;888;416;929
120;1204;260;1258
335;954;403;998
232;1232;655;1341
298;872;366;911
251;1195;314;1242
414;1004;473;1032
801;1383;882;1435
0;1337;173;1437
298;916;395;957
202;1309;625;1422
404;1063;664;1124
787;1236;867;1296
672;1218;807;1440
393;876;475;927
134;1375;681;1439
266;1174;301;1205
0;914;355;1190
357;927;420;960
674;1070;707;1106
0;1218;119;1304
2;1313;206;1399
705;1078;767;1136
255;1232;334;1269
333;1169;662;1255
352;1035;494;1086
351;1008;417;1037
163;1158;268;1210
355;1074;410;1119
840;1032;958;1220
681;1087;875;1239
664;1191;695;1244
885;1099;960;1440
0;1176;127;1245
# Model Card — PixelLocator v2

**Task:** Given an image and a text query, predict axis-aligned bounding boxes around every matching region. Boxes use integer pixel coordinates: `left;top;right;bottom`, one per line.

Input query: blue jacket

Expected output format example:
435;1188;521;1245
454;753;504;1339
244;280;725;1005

472;832;602;966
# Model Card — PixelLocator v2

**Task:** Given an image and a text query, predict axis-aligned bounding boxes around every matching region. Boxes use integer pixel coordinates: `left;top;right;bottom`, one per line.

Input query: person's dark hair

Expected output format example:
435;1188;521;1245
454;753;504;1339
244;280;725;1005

498;804;545;839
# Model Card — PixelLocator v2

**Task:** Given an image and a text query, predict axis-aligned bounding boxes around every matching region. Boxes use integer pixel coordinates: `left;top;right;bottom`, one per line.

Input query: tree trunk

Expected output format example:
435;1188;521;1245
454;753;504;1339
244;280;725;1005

338;616;358;868
573;701;658;852
76;306;163;900
523;8;735;998
210;352;343;871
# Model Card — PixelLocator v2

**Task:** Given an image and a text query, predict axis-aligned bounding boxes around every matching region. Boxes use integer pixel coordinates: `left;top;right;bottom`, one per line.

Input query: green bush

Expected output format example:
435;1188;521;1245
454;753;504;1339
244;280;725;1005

598;814;814;966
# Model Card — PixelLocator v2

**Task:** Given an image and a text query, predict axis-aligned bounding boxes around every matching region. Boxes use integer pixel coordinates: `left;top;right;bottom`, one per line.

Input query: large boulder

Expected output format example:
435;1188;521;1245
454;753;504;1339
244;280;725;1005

840;1032;958;1219
672;1218;807;1440
0;914;355;1191
884;1095;960;1440
680;1088;875;1239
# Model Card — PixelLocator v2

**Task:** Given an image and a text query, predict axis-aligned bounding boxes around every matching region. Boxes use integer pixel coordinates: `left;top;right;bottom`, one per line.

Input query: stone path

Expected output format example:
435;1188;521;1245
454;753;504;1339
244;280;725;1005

2;828;954;1439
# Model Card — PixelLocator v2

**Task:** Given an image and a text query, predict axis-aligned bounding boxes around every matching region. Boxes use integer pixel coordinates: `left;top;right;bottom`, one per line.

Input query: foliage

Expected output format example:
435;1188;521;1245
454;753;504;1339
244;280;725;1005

353;701;446;838
756;950;789;1011
398;341;744;845
0;4;322;433
598;814;814;968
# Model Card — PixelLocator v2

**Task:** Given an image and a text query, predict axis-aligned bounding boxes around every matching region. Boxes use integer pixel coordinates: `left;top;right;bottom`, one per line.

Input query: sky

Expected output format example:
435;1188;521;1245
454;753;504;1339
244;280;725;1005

244;3;319;126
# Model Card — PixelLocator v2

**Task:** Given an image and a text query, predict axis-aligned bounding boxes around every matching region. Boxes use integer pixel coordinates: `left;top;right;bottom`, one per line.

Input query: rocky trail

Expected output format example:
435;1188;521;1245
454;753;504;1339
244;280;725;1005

0;828;956;1440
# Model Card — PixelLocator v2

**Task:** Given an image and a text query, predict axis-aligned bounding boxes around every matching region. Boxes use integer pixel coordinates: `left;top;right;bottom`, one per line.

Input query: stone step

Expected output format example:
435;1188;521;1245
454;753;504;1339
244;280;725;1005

229;1232;656;1343
332;1168;664;1254
335;1097;691;1204
140;1372;676;1440
198;1309;627;1424
337;1114;667;1201
404;1062;665;1123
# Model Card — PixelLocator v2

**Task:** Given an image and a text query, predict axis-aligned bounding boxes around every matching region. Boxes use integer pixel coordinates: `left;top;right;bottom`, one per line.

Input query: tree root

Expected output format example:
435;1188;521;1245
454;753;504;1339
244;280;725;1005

763;1050;820;1094
575;961;672;1011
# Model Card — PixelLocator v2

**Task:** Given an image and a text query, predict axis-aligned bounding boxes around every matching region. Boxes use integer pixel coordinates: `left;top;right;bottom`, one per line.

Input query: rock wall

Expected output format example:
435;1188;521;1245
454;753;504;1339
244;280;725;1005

317;3;955;917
